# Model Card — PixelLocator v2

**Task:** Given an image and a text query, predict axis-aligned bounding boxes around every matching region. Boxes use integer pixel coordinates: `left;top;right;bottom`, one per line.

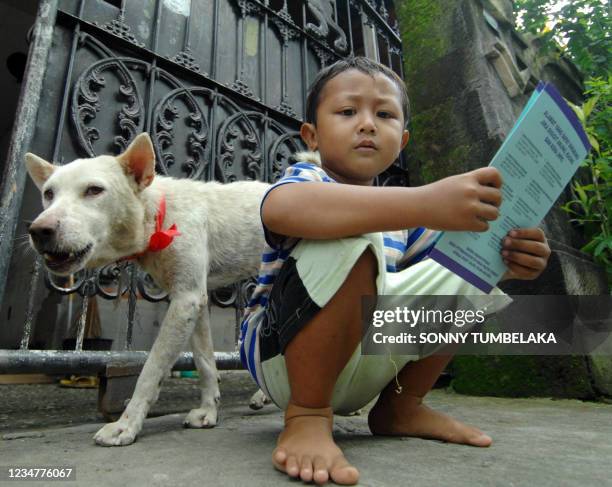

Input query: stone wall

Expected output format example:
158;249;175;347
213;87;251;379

397;0;610;398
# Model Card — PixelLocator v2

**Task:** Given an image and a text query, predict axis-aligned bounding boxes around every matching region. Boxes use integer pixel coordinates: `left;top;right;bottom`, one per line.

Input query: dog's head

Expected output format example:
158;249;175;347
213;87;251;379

25;133;156;275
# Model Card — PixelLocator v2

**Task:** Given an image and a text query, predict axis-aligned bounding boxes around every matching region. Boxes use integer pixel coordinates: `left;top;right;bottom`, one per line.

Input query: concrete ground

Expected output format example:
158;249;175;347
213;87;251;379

1;371;611;487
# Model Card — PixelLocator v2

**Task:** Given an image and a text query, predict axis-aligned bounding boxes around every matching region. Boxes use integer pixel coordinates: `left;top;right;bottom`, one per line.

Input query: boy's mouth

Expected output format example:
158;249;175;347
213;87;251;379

355;139;377;150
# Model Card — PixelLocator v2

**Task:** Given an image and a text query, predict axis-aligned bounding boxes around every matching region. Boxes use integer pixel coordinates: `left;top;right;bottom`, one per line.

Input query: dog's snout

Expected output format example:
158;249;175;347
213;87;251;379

29;221;57;245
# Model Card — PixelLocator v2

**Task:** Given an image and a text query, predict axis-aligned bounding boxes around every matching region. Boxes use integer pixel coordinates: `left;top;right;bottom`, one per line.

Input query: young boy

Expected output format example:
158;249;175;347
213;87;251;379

240;57;550;485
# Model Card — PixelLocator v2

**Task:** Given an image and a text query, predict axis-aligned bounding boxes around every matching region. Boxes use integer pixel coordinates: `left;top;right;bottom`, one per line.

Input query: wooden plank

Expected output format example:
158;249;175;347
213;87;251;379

0;373;56;384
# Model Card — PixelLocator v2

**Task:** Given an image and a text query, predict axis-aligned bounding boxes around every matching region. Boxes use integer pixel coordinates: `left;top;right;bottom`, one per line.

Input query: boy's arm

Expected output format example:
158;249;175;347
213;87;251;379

262;167;504;239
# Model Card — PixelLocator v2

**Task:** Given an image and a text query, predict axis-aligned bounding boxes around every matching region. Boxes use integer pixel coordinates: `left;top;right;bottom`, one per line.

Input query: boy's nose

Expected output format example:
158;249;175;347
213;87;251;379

358;115;377;134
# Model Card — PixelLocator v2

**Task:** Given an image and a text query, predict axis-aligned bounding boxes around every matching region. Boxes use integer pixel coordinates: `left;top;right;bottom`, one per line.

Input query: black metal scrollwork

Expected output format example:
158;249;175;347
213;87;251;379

217;111;263;182
71;54;145;157
216;109;304;182
379;165;409;187
210;285;239;308
44;262;168;303
152;83;209;179
17;0;406;356
95;4;145;48
172;47;201;73
379;2;389;22
311;42;335;67
269;3;300;118
269;131;304;181
136;270;169;303
229;0;262;100
305;0;349;54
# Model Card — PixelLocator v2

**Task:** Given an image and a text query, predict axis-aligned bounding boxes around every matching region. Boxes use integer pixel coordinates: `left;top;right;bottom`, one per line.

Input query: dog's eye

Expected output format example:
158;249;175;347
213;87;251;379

85;186;105;197
43;189;53;201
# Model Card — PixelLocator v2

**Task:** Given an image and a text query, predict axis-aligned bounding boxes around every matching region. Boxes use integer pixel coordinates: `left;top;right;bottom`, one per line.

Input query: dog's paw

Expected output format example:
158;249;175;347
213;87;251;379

183;406;218;428
93;420;138;446
248;389;271;410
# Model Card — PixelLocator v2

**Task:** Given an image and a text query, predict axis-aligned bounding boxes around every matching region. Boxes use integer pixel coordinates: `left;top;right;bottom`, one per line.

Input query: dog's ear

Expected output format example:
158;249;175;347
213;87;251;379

118;133;156;190
25;153;56;190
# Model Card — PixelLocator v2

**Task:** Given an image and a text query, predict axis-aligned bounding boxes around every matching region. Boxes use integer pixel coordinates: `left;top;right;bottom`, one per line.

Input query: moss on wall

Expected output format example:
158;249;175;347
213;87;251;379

397;0;456;76
450;356;596;398
408;101;454;182
397;0;609;400
407;93;479;184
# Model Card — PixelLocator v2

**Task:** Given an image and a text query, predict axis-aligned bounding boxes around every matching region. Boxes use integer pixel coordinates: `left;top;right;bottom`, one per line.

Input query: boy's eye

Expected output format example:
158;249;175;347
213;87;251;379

339;108;356;116
377;111;395;119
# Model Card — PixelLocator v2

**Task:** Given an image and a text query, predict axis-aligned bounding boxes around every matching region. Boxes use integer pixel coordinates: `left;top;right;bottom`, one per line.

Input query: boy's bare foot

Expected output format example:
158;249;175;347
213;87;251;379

368;394;492;447
272;404;360;485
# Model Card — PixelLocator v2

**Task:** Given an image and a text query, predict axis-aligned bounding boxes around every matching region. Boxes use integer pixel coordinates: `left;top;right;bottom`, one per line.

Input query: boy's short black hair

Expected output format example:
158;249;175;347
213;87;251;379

305;56;410;126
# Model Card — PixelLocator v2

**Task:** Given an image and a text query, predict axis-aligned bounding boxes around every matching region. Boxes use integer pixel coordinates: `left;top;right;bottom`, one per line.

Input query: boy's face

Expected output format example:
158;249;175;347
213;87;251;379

301;69;409;186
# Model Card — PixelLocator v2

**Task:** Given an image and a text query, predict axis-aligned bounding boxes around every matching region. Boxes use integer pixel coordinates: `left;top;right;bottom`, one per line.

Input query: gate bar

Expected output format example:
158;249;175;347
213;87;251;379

0;350;242;375
0;0;59;313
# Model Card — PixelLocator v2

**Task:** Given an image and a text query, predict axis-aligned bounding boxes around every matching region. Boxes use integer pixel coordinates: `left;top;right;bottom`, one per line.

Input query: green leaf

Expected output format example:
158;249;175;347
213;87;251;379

582;239;598;253
587;133;600;154
568;100;585;124
574;183;588;206
594;238;612;257
583;95;600;119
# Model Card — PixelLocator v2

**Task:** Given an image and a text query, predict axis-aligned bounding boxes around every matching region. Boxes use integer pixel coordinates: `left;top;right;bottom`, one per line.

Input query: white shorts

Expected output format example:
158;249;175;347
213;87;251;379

244;233;512;414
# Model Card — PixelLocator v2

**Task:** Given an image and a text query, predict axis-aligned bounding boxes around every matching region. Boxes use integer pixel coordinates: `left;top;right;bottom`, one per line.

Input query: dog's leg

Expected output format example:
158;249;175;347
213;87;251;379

248;388;272;410
183;303;220;428
94;291;205;446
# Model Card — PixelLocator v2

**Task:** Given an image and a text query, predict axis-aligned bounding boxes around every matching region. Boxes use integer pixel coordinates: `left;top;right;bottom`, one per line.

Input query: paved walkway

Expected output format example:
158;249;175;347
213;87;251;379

1;371;611;486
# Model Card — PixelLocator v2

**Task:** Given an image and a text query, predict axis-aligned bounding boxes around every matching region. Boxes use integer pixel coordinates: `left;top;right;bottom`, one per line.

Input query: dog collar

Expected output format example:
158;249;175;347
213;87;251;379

148;194;181;252
121;195;181;261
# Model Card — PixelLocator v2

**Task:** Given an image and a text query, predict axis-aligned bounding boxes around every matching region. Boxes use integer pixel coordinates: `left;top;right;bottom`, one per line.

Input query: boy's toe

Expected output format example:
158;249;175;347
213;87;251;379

285;455;300;477
330;457;360;485
271;447;288;471
469;432;492;447
299;455;313;482
313;456;330;485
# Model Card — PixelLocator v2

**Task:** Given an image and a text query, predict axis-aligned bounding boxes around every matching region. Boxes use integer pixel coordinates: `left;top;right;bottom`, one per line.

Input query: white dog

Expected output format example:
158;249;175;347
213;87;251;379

25;132;271;446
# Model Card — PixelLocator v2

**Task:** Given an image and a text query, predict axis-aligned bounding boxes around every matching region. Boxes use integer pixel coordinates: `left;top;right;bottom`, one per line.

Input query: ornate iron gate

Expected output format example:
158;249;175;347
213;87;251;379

0;0;404;376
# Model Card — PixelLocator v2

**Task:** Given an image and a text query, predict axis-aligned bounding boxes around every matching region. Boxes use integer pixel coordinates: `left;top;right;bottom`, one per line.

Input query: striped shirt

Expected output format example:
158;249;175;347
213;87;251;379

239;162;441;384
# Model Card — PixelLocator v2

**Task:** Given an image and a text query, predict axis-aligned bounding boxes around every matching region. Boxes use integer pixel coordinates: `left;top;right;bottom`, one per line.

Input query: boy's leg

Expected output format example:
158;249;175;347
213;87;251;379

272;249;377;485
360;256;511;446
368;349;492;446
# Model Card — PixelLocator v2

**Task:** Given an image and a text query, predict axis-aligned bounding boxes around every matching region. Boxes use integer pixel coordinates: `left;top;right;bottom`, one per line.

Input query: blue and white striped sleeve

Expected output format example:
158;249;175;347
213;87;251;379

260;162;333;249
398;227;443;267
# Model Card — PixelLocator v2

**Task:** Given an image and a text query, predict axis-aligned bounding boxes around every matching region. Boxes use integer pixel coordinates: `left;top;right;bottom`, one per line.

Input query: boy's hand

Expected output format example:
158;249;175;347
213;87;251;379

501;228;551;281
423;167;503;232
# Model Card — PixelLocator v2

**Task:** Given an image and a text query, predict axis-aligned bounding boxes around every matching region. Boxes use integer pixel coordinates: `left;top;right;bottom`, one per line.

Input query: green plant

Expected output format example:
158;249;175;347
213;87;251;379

514;0;611;79
514;1;612;289
562;76;612;287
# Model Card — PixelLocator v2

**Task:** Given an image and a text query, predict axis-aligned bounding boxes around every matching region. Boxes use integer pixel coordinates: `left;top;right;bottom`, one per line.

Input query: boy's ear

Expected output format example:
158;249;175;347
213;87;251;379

300;123;318;151
117;132;156;190
25;153;56;190
400;130;410;150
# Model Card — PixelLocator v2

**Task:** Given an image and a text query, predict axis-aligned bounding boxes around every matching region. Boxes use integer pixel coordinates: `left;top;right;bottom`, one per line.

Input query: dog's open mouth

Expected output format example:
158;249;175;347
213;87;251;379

42;243;93;272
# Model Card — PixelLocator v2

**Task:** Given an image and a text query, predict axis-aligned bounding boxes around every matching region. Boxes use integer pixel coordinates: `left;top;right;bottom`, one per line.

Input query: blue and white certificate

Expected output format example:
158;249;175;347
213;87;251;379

430;82;591;293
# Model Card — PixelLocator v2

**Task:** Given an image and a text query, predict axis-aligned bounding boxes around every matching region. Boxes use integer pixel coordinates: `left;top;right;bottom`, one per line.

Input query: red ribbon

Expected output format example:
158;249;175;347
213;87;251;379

120;195;180;261
147;195;181;252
